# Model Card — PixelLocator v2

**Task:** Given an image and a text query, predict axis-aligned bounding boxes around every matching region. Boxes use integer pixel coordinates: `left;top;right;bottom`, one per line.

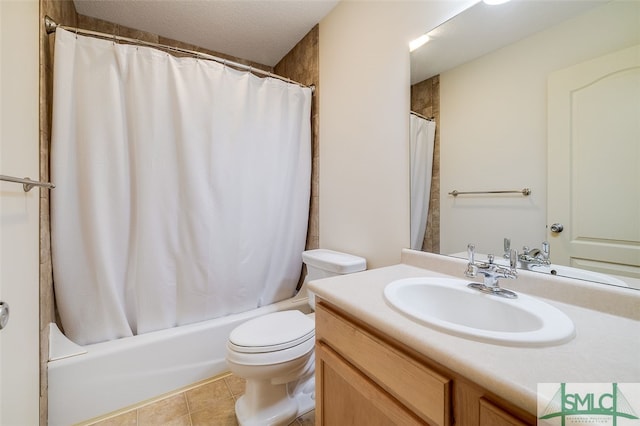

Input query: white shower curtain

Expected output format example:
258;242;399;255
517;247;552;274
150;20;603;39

410;114;436;250
51;29;312;345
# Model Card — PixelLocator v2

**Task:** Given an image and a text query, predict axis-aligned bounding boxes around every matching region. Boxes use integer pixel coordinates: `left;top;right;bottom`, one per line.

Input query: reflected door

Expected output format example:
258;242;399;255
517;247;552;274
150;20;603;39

547;45;640;279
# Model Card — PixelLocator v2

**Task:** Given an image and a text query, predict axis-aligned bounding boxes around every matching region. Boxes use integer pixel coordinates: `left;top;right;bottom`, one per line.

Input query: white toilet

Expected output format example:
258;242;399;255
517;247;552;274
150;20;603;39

225;249;366;426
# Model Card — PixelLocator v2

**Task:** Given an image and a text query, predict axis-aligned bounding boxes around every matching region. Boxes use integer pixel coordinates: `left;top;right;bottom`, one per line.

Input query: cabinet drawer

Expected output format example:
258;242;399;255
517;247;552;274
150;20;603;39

316;302;451;425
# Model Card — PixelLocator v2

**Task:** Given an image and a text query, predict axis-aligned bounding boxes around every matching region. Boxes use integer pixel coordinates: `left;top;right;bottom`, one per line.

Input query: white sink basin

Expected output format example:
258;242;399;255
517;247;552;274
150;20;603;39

384;277;575;347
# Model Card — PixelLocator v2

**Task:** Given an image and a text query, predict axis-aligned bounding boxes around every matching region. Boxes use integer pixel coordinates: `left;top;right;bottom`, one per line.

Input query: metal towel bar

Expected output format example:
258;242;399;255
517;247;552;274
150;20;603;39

0;175;55;192
448;188;531;197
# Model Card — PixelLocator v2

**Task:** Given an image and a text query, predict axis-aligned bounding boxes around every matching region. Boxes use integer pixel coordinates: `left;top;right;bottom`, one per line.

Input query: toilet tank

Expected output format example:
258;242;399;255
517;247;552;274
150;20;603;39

300;249;366;310
302;249;367;281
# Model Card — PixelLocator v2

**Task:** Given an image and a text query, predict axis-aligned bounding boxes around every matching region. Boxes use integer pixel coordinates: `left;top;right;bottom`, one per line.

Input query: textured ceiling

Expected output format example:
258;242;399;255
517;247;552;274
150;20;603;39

73;0;340;67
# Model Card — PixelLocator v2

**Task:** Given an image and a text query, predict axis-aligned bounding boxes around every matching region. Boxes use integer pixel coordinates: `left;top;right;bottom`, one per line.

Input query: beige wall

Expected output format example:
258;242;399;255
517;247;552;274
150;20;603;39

439;0;640;256
318;1;465;268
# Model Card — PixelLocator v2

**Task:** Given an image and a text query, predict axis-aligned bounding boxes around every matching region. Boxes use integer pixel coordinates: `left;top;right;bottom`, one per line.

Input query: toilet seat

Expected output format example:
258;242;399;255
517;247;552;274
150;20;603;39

227;310;315;366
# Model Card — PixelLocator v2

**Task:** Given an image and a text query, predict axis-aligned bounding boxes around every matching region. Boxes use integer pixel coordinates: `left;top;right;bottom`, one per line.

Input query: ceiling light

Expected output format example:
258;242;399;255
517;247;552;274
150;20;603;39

409;34;430;52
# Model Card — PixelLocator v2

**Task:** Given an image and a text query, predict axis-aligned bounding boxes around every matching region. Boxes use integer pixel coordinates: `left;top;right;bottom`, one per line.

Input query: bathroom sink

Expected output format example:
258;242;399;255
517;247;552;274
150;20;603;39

384;277;575;347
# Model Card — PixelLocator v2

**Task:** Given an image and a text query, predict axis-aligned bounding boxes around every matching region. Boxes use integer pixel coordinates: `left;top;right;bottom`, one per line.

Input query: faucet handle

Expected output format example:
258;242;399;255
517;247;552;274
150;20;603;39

542;241;550;259
465;244;477;278
465;264;478;278
503;238;511;258
509;249;518;269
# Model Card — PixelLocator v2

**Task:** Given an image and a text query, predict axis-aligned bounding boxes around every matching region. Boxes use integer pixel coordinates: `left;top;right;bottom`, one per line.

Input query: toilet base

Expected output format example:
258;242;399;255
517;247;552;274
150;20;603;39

294;387;315;418
235;376;315;426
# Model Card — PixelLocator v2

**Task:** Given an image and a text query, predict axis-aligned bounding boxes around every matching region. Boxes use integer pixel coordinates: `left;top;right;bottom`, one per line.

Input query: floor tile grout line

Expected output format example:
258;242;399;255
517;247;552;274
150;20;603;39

184;389;192;414
223;376;236;400
182;392;194;426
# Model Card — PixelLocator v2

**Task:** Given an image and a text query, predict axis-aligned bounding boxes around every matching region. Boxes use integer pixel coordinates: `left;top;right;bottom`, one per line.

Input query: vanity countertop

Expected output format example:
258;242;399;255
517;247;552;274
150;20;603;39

307;249;640;415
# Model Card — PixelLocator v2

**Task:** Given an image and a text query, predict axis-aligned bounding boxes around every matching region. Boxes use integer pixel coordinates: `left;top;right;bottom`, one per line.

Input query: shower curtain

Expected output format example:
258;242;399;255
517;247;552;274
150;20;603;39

410;114;436;250
50;29;312;345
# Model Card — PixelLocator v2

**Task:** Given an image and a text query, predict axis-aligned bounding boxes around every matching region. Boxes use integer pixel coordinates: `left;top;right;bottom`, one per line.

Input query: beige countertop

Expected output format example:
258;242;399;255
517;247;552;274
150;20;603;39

308;250;640;415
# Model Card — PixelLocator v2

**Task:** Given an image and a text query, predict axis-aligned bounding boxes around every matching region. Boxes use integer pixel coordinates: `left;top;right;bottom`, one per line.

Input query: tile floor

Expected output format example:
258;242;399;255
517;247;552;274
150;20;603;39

84;373;315;426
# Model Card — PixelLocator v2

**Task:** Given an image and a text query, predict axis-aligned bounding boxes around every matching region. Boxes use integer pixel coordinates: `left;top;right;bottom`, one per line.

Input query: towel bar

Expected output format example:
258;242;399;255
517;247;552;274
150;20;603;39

448;188;531;197
0;175;55;192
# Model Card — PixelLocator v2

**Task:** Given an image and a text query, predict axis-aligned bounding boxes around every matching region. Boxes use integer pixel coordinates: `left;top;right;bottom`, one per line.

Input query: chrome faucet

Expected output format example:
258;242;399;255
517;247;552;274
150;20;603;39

465;244;518;299
519;241;551;268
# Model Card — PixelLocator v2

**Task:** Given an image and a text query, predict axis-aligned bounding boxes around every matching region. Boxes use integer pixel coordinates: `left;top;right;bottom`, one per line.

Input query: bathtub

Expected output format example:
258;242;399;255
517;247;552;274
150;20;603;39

48;295;310;426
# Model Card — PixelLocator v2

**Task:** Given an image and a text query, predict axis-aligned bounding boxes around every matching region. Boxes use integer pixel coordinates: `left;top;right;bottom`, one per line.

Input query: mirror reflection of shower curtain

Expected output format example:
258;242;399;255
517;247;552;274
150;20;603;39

50;29;311;345
410;114;436;250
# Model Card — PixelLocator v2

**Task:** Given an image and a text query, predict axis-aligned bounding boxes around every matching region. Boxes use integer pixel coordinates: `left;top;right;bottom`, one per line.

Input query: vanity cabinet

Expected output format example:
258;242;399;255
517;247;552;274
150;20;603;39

315;301;535;426
478;399;529;426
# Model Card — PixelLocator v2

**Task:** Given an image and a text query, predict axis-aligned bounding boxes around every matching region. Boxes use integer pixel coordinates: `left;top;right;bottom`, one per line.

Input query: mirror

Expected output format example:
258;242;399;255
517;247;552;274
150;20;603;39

410;0;640;289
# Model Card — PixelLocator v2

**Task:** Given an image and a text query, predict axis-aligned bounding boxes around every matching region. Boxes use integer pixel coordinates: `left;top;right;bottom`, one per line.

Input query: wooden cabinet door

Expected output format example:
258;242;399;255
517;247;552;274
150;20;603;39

478;398;530;426
316;342;428;425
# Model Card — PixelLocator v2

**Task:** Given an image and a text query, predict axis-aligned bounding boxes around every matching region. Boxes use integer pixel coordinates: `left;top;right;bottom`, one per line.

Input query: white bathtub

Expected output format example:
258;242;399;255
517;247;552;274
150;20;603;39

48;295;310;426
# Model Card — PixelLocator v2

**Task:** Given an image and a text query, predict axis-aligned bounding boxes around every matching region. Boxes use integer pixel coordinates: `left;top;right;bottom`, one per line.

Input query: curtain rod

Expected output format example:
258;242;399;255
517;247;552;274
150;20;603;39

44;16;315;93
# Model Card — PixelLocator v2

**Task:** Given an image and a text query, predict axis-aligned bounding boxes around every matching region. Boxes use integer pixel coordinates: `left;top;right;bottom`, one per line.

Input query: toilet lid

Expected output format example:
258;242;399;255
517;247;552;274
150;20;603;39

228;310;315;353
